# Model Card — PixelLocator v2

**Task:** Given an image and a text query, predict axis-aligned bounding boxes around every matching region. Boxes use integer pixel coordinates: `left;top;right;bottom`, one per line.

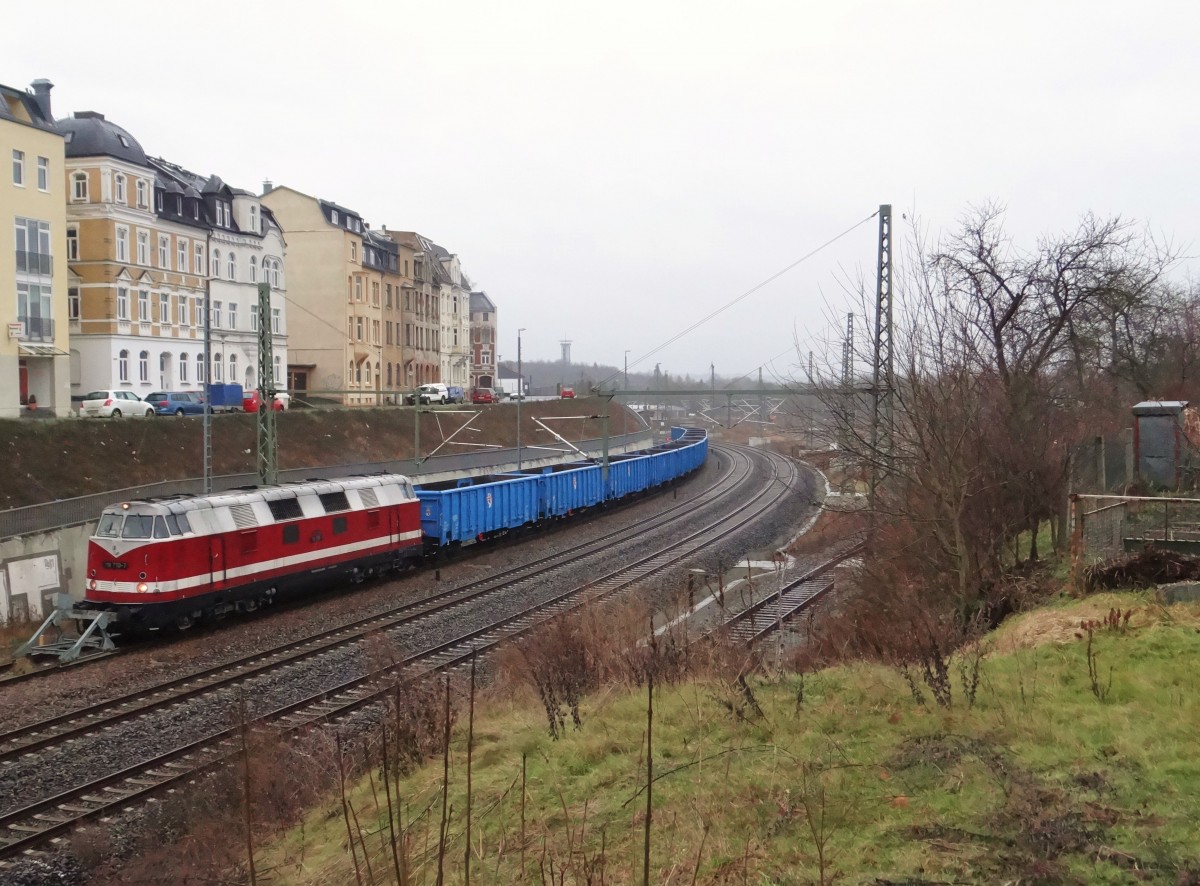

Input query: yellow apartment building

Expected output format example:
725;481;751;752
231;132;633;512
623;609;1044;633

0;79;70;417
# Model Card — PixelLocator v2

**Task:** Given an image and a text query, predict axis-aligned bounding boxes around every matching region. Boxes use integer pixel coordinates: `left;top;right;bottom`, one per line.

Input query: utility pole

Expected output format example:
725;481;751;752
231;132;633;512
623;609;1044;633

710;363;715;422
624;350;630;390
869;204;894;514
256;282;278;486
517;328;525;469
842;312;854;450
759;366;765;427
202;275;212;493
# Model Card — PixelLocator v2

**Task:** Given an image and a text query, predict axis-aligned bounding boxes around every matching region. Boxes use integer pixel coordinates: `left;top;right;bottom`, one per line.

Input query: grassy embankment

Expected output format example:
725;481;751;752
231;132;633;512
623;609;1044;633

256;590;1200;884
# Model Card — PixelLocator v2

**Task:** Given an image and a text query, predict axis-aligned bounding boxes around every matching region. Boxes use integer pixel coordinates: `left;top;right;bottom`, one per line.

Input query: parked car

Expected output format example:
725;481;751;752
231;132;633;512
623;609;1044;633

446;385;465;404
560;387;576;399
145;391;207;416
471;387;495;404
413;383;449;405
242;390;289;412
79;390;155;418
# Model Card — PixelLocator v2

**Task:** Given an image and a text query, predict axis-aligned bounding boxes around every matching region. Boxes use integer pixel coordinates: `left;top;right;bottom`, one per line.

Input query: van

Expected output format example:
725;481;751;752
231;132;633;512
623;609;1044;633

446;385;465;404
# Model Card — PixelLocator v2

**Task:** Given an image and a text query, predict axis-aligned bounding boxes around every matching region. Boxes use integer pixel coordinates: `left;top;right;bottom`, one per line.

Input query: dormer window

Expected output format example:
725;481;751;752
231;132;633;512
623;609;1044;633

117;134;131;148
331;209;339;225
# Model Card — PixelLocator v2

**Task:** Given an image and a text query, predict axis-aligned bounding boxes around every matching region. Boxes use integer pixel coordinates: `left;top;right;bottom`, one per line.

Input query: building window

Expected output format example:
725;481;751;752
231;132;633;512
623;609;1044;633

227;252;236;281
136;179;148;208
71;171;88;201
213;352;222;381
272;307;281;333
136;230;149;265
355;278;362;300
331;209;338;225
229;353;237;382
115;174;126;204
36;156;48;191
250;204;258;233
274;354;281;382
195;300;203;327
68;287;80;320
356;317;364;341
195;243;204;274
160;291;170;324
269;259;280;288
350;241;357;261
139;350;149;382
249;255;257;283
179;297;188;327
138;289;149;321
158;235;169;268
118;349;129;382
196;353;204;382
67;226;79;260
228;302;238;330
12;149;24;185
180;353;189;382
212;300;222;329
178;239;187;271
117;286;129;320
211;248;220;278
116;227;129;262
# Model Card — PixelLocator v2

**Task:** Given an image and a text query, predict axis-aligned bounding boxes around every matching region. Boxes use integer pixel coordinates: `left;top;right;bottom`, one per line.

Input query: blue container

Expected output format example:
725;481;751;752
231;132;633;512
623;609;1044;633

415;474;541;545
507;462;604;518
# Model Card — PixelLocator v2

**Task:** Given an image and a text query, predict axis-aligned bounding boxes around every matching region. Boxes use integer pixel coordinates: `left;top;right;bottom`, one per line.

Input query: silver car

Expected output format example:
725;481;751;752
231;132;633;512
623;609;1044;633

79;390;155;418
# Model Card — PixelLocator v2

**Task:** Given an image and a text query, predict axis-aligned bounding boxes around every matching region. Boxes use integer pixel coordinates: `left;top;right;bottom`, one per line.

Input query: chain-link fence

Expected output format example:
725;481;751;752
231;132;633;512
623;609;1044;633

1070;493;1200;587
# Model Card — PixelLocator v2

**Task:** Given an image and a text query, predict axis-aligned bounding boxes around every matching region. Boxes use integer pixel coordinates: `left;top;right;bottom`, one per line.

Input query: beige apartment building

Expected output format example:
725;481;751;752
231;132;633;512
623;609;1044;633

1;79;70;417
390;231;441;388
262;185;382;404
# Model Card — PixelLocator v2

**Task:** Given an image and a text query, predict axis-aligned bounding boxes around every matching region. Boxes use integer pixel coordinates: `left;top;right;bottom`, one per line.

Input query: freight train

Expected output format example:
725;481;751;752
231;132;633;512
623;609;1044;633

82;428;708;631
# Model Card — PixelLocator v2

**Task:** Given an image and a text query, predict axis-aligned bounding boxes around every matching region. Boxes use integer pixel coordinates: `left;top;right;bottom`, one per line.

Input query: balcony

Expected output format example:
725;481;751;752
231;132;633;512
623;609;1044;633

15;251;53;276
16;315;55;341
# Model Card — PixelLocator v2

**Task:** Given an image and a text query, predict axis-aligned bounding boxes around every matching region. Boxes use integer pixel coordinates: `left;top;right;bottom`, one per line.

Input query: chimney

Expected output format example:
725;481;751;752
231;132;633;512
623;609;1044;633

29;79;53;120
262;179;274;194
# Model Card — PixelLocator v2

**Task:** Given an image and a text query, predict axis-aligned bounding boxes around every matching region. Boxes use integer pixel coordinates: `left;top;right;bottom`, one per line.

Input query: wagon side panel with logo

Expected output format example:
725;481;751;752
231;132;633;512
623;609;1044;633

505;462;604;518
415;474;540;546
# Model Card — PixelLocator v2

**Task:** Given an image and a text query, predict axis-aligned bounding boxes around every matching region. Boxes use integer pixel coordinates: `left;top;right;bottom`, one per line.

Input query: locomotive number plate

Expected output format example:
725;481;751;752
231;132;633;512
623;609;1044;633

103;560;128;570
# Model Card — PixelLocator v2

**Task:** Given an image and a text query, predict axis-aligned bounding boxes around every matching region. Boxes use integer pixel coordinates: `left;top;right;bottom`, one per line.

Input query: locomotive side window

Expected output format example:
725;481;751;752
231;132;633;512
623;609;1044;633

153;516;170;539
96;513;122;537
268;498;303;521
319;491;351;513
282;525;300;544
332;516;348;535
175;513;192;534
120;515;154;538
165;514;181;536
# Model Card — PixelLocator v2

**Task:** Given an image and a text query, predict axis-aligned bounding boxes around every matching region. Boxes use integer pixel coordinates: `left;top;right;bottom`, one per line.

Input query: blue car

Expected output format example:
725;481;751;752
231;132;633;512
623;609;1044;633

144;391;207;416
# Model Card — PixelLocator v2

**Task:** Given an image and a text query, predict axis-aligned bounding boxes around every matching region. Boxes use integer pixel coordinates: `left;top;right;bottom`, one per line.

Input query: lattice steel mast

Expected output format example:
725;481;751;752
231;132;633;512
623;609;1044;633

256;281;278;485
869;204;894;510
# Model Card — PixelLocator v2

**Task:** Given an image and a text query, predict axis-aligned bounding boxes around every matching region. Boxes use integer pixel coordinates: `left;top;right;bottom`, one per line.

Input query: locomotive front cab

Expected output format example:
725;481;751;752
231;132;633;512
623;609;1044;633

86;502;185;603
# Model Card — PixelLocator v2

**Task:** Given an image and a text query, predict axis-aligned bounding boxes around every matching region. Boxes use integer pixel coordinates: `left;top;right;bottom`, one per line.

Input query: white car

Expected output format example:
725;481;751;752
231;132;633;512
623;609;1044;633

79;390;155;418
414;383;449;405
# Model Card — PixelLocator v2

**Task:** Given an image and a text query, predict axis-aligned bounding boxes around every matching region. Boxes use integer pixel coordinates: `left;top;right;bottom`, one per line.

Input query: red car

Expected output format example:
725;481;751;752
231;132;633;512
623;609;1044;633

471;388;496;404
560;387;575;399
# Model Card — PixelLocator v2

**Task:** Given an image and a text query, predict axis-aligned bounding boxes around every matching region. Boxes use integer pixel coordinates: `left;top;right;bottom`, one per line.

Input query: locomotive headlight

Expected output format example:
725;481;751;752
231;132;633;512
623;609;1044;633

137;582;149;593
89;579;97;590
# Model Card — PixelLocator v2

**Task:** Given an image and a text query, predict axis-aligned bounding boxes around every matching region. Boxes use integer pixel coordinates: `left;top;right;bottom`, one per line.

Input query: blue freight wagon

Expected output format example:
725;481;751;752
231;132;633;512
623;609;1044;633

505;462;604;519
415;473;541;547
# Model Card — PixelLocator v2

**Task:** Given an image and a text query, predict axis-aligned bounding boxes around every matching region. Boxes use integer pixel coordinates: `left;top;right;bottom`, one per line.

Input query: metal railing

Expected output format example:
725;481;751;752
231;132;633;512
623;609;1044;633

0;432;652;540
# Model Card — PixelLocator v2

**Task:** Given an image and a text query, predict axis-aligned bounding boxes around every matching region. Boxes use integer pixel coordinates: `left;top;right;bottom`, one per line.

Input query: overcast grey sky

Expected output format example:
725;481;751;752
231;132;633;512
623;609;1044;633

5;0;1196;379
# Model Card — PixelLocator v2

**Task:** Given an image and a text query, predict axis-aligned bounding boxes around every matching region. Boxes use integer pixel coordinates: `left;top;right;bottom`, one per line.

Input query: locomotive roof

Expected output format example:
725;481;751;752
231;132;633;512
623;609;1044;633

108;473;415;514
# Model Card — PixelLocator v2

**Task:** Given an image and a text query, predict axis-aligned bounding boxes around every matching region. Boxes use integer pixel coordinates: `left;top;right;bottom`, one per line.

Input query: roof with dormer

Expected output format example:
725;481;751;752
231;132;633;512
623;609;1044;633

57;111;148;166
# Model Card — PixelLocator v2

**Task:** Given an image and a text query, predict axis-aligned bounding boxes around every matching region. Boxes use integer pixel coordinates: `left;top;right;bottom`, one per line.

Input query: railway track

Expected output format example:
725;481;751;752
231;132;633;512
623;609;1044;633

720;541;863;646
0;444;806;861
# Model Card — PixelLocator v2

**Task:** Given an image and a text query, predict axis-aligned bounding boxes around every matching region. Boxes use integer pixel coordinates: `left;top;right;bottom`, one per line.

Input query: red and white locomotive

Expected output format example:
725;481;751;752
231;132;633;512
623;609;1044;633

85;474;423;630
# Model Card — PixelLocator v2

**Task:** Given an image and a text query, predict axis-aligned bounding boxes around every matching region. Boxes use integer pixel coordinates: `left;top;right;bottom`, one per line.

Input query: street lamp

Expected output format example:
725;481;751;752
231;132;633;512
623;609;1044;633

517;328;526;469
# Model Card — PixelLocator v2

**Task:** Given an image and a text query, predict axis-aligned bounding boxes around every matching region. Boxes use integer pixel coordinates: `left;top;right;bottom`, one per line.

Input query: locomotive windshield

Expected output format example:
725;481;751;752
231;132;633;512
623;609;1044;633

120;515;155;538
96;512;122;537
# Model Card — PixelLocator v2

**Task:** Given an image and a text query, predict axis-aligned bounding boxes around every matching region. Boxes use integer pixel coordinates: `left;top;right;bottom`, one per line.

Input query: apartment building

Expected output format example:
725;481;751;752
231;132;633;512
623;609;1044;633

469;290;498;390
420;238;471;389
147;161;288;393
1;79;70;417
262;185;384;404
390;231;441;388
